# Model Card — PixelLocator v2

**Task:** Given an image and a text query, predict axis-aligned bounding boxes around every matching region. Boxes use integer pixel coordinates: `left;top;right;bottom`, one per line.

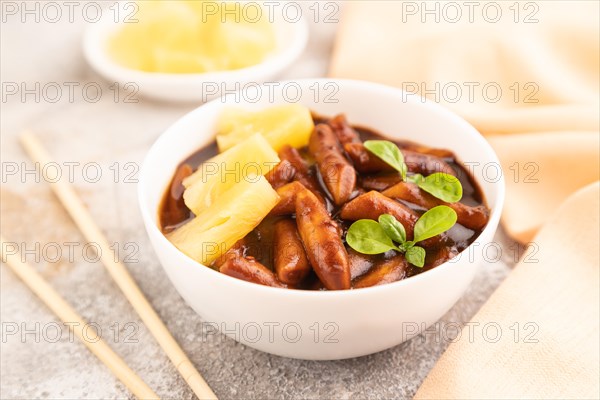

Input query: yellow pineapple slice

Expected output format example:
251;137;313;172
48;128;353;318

168;175;279;265
183;134;279;215
215;17;276;70
153;48;219;74
108;1;201;72
216;104;314;152
107;0;276;73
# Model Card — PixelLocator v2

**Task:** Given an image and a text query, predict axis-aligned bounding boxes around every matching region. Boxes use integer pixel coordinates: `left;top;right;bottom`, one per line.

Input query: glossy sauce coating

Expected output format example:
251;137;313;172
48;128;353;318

159;114;488;289
295;187;351;290
309;124;357;205
273;219;311;285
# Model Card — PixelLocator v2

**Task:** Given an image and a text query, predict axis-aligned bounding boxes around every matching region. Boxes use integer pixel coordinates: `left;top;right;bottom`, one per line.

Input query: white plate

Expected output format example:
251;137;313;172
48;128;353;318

83;2;308;102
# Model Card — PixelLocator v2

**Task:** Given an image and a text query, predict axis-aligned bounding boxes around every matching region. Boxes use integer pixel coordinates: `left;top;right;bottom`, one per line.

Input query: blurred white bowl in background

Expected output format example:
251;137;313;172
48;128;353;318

83;3;308;102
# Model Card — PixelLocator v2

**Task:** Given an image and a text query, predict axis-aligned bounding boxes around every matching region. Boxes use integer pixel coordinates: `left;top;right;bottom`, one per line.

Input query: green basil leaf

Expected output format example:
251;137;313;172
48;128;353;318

364;140;407;180
405;246;426;268
346;219;398;255
407;173;424;185
402;240;415;250
413;205;457;242
417;172;463;203
378;214;407;244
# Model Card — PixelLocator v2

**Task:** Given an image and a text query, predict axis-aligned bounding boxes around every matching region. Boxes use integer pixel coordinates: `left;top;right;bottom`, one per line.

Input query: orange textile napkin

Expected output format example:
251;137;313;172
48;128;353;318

329;0;600;242
487;132;599;242
414;182;599;399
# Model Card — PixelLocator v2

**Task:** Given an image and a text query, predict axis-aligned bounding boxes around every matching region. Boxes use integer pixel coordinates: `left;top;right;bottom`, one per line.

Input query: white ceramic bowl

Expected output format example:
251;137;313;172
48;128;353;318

83;2;308;102
139;79;505;360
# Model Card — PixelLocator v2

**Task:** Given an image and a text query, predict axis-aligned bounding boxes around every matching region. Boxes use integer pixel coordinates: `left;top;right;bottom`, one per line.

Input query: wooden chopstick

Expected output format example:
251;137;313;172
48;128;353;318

19;132;218;400
0;235;159;400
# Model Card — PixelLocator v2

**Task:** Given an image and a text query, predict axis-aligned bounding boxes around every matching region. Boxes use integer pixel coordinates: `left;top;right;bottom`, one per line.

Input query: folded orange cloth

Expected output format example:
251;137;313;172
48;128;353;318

487;132;599;242
330;2;600;397
414;182;599;399
330;0;600;242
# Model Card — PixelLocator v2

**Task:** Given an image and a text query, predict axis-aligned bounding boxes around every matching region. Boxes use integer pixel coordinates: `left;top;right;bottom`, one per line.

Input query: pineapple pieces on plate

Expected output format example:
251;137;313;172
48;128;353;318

107;0;276;73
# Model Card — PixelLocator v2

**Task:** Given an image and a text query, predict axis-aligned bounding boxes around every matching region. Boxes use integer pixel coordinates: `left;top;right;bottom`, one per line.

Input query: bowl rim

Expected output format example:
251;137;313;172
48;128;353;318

138;78;506;297
82;2;309;85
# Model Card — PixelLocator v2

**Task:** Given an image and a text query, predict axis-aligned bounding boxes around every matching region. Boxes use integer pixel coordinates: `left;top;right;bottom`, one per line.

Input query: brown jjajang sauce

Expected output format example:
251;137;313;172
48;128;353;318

159;113;489;290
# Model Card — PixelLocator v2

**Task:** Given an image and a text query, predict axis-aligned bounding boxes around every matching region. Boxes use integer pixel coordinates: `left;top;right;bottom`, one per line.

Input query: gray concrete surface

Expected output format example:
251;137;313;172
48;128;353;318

0;5;515;399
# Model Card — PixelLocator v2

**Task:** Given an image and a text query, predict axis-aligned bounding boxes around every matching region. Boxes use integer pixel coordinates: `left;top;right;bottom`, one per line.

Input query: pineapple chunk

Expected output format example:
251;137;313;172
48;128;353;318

168;175;279;265
107;0;276;73
108;1;199;72
153;48;220;74
183;134;279;215
216;105;314;152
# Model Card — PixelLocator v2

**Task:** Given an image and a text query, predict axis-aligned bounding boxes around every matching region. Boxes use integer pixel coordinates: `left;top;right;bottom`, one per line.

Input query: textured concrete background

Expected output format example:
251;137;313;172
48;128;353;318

0;4;515;399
